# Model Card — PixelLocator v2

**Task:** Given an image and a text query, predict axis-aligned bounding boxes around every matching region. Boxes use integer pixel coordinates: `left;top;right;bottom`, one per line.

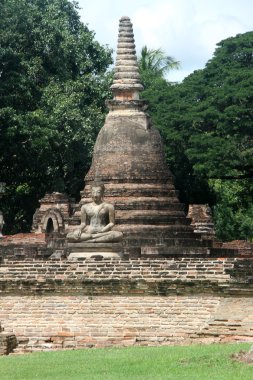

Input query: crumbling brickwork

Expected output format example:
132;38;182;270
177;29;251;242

0;323;17;355
0;233;52;260
1;257;253;353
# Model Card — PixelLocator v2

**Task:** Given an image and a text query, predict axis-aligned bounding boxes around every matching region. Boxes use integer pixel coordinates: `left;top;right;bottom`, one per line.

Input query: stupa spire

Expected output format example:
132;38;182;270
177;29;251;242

111;16;143;100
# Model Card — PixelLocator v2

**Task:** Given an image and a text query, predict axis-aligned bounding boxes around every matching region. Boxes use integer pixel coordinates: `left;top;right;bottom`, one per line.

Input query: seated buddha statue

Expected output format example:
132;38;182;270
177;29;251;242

67;182;122;243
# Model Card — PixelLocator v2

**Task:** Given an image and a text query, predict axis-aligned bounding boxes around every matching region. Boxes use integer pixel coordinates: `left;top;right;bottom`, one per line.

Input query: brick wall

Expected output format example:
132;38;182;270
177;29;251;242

0;233;50;261
1;258;253;353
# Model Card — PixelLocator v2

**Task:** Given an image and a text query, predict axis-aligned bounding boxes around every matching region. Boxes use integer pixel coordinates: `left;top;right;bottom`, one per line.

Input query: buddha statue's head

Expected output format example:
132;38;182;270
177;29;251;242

91;182;105;204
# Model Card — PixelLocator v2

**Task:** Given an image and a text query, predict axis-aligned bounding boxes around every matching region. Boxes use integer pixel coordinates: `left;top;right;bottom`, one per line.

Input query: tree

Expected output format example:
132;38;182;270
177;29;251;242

138;33;253;240
211;180;253;241
184;32;253;181
138;46;179;78
177;32;253;240
141;32;253;240
138;46;179;89
138;47;212;205
0;0;112;233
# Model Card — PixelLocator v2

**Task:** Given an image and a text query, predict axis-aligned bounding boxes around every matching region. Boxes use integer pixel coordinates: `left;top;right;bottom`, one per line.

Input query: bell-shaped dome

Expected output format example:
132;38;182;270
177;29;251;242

85;16;172;184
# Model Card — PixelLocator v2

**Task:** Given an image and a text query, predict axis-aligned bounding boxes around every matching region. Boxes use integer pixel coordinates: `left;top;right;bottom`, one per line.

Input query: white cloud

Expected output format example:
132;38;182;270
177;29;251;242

77;0;253;81
132;2;175;47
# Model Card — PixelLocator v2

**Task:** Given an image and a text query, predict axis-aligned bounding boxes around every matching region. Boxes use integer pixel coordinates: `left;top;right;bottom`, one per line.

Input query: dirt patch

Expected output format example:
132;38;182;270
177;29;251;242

231;348;253;364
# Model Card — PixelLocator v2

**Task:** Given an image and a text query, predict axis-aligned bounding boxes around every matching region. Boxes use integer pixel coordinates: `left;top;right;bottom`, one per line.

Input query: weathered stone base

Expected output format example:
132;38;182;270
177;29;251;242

0;333;17;355
1;257;253;353
1;295;253;353
67;243;123;259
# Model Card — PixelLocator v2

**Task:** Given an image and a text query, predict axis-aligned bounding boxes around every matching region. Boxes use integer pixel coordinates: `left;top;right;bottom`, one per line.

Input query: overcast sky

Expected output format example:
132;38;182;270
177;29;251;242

77;0;252;82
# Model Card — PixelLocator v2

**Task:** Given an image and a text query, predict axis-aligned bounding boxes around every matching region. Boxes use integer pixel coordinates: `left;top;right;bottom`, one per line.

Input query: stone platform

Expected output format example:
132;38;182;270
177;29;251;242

67;242;123;259
1;256;253;354
0;323;17;355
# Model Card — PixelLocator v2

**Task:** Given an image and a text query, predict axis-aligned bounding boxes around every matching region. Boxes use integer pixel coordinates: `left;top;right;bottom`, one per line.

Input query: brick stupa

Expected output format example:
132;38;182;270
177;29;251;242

80;16;212;256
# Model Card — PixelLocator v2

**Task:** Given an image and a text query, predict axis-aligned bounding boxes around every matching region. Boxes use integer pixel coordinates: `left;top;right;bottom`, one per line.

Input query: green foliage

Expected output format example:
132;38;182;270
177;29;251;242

211;180;253;241
0;0;112;233
138;45;180;82
181;32;253;180
0;344;252;380
139;54;213;205
178;32;253;239
139;33;253;240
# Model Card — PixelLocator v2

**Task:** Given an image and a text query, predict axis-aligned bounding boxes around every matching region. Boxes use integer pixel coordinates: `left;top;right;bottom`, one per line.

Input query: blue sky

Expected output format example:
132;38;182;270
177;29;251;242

77;0;252;81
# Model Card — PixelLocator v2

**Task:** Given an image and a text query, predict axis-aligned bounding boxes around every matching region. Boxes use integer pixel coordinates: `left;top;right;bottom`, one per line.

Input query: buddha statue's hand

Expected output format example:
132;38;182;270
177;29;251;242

73;229;82;240
101;223;114;233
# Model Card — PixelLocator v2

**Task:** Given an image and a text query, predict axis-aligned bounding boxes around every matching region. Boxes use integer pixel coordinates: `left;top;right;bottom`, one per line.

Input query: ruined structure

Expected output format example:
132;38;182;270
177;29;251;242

187;204;215;238
32;192;73;235
80;16;213;257
0;323;17;355
62;16;240;259
0;17;253;354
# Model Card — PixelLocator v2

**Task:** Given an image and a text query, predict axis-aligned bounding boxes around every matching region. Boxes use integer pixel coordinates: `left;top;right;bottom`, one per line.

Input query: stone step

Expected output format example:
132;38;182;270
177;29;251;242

0;333;17;355
117;209;185;217
125;237;212;248
79;198;183;210
117;224;194;232
81;184;179;199
114;201;184;211
121;227;201;238
209;247;238;257
141;246;237;258
116;213;191;225
140;246;211;257
11;344;32;355
67;217;194;228
123;230;198;239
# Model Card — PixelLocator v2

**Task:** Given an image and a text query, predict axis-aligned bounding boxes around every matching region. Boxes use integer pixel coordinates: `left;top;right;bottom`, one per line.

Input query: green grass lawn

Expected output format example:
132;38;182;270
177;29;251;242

0;343;252;380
